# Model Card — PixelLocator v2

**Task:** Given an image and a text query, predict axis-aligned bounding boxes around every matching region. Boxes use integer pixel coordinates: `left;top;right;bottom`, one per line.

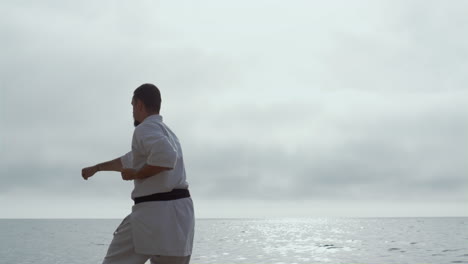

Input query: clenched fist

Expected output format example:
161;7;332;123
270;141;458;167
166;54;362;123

82;165;98;180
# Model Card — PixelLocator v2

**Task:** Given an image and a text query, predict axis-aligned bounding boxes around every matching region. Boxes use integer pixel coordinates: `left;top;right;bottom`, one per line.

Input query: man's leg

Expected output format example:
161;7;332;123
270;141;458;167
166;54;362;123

102;215;150;264
149;255;191;264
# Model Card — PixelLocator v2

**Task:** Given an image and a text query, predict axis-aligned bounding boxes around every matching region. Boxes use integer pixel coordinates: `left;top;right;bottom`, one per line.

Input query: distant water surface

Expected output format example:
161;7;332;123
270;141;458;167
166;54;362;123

0;218;467;264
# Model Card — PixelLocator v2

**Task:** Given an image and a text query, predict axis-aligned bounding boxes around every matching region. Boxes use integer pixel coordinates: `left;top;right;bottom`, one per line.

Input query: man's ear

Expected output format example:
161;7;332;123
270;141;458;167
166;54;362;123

137;100;145;112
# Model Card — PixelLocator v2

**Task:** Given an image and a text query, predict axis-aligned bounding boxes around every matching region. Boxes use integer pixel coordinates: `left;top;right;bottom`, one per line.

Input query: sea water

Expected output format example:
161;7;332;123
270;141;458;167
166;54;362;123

0;218;467;264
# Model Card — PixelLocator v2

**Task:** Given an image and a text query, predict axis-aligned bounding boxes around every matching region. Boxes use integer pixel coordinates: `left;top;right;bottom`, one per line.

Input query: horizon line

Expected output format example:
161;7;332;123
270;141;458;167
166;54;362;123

1;216;467;220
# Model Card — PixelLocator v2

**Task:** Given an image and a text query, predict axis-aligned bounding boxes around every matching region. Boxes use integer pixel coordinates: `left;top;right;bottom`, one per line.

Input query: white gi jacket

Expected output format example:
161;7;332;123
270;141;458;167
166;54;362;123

120;114;194;256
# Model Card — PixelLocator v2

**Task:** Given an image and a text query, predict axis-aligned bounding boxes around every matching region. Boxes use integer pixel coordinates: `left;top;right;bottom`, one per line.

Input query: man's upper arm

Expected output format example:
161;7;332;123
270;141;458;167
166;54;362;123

120;151;133;168
137;126;177;168
146;136;177;168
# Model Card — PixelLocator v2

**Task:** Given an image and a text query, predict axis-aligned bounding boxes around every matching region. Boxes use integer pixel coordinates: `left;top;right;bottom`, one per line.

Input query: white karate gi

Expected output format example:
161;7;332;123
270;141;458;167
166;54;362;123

103;115;194;264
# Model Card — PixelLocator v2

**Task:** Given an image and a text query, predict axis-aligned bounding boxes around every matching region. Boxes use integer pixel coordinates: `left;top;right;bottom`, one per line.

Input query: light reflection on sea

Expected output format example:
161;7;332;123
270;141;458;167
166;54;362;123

192;217;468;264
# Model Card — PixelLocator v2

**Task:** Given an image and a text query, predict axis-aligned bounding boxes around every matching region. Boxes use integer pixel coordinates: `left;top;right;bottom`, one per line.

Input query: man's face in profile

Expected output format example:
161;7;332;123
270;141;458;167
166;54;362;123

132;98;141;127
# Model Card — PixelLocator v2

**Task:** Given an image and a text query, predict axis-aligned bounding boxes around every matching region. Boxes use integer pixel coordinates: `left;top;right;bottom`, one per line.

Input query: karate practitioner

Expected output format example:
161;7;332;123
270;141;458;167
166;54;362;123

81;83;194;264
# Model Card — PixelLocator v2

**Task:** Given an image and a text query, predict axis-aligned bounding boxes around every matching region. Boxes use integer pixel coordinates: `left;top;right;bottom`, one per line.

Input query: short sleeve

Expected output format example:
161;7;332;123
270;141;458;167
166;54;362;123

120;151;133;168
144;135;177;168
135;125;177;168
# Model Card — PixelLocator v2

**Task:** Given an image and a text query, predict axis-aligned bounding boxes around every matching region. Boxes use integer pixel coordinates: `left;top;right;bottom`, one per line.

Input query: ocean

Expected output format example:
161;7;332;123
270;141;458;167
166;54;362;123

0;218;466;264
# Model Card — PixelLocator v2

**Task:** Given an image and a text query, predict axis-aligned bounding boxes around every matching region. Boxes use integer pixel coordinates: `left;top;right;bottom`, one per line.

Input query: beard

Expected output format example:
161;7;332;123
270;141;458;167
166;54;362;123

134;119;141;127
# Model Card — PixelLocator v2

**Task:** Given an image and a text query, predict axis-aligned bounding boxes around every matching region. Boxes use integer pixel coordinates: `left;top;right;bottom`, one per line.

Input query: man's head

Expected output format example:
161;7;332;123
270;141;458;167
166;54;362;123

132;83;161;127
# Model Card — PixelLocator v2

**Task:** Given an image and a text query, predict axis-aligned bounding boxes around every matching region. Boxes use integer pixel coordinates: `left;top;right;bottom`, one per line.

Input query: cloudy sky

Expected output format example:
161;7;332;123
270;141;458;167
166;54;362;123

1;0;467;218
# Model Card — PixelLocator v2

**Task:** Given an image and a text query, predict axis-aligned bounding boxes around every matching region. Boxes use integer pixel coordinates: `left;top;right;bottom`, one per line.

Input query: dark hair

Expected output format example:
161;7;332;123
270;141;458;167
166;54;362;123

133;83;161;113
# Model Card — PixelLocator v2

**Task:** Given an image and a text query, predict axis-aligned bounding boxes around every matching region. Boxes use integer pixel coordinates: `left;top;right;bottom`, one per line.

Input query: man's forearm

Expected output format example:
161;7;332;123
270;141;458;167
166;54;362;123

134;164;172;179
96;158;123;172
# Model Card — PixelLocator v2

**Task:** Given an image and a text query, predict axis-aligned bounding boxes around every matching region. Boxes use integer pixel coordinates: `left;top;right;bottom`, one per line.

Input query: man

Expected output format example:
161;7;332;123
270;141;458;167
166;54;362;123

81;83;194;264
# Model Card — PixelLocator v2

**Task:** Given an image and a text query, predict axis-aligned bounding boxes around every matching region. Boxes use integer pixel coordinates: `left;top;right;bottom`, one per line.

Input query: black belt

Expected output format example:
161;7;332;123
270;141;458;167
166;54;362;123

133;189;190;205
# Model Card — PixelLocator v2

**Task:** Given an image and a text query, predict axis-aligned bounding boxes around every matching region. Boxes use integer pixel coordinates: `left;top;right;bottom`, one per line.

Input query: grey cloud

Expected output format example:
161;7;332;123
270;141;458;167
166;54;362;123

188;139;467;201
184;98;467;201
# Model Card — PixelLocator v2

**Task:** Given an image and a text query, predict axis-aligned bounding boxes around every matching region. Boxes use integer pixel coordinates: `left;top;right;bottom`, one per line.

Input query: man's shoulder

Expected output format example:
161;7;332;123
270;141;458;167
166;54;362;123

134;120;165;138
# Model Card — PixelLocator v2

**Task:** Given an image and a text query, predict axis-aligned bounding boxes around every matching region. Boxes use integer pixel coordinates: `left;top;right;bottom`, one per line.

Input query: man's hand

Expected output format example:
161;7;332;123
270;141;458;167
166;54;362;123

82;165;98;180
121;168;137;181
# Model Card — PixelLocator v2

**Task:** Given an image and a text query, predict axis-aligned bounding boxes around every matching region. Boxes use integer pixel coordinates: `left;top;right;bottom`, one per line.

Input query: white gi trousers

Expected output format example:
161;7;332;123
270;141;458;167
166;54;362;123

102;198;194;264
